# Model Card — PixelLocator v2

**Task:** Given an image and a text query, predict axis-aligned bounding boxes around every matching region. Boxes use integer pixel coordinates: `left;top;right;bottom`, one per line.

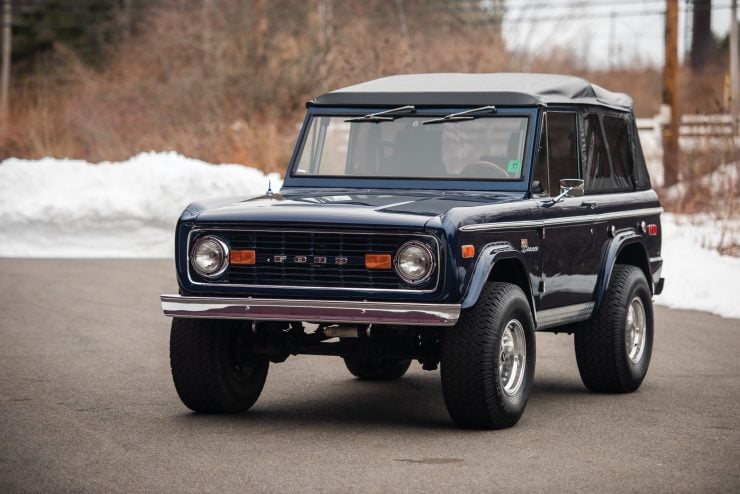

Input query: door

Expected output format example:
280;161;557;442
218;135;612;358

535;111;601;310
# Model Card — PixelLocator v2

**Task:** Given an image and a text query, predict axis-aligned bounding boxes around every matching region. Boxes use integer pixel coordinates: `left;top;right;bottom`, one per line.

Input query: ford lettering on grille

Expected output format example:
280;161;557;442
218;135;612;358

271;255;347;265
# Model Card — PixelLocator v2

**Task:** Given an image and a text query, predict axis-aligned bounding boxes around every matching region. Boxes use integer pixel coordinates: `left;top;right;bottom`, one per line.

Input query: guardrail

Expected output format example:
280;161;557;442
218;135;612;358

637;114;740;143
635;114;739;187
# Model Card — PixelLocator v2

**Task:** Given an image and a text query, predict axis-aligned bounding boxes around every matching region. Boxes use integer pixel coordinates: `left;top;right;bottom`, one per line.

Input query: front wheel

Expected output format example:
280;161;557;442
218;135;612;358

170;318;268;413
441;282;536;429
574;264;654;393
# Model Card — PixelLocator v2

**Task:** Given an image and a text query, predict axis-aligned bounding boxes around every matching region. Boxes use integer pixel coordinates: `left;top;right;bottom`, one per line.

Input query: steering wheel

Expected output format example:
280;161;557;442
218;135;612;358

459;160;510;179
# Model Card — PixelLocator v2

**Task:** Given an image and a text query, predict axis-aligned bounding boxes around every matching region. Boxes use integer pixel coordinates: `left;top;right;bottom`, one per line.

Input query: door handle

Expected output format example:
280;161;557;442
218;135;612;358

581;200;598;210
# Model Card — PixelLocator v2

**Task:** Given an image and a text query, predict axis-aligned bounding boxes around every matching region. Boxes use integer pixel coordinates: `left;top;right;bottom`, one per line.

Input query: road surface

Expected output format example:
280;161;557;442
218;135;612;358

0;259;738;493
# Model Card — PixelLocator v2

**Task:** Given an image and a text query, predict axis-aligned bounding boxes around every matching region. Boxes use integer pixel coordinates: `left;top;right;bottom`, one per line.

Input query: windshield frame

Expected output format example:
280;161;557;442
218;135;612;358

282;106;540;192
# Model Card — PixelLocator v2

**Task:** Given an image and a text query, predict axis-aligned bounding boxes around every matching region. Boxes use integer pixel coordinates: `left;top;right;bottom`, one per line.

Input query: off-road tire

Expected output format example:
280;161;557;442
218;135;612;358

574;264;654;393
170;318;268;413
441;282;536;429
343;355;412;380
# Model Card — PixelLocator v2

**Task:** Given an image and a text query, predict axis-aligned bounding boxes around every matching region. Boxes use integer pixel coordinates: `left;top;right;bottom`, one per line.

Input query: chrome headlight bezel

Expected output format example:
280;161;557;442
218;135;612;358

190;235;229;278
393;240;435;286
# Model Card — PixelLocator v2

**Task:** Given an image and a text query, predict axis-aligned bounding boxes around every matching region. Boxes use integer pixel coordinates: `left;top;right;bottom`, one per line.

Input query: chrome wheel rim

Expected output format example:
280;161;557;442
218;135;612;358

499;319;526;396
626;296;647;364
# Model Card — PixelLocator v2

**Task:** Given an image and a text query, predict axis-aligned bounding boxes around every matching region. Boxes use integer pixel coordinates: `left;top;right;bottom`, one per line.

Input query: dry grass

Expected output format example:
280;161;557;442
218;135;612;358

0;0;732;191
0;1;670;169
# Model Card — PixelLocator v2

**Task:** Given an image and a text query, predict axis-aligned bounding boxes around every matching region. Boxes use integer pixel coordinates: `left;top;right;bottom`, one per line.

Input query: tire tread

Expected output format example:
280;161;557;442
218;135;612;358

574;264;652;393
170;318;267;413
441;282;535;429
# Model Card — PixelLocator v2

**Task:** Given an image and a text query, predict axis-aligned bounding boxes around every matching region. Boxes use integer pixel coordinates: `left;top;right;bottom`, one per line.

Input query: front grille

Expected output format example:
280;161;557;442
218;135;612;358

188;229;439;291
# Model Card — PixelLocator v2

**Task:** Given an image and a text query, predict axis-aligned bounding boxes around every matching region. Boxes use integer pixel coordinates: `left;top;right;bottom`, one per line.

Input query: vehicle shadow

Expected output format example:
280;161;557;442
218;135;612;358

531;377;590;396
172;373;594;432
178;374;453;431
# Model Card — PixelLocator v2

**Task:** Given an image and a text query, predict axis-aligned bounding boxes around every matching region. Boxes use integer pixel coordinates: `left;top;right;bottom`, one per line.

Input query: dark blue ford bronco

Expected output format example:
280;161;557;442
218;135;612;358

162;73;664;429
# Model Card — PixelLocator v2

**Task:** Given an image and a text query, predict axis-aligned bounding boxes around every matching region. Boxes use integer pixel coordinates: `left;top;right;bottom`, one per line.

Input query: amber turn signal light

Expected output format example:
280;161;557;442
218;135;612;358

230;249;256;265
365;254;392;269
461;245;475;258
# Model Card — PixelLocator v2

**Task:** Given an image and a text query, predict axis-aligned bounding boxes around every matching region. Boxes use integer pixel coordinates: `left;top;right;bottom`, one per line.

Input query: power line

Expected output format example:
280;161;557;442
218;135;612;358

501;4;732;24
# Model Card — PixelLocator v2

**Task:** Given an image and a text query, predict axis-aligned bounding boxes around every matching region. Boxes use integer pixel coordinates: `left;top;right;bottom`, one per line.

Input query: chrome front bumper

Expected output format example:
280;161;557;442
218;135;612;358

160;295;461;326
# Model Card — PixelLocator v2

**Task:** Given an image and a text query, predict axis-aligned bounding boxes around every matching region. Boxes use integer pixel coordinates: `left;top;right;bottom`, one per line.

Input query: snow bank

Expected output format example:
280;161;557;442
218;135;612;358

655;214;740;319
1;154;738;319
0;152;280;258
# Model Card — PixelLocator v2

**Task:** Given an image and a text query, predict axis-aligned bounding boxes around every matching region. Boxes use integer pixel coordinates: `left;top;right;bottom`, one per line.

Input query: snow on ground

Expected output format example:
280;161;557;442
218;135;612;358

0;152;281;258
656;214;740;319
0;154;738;319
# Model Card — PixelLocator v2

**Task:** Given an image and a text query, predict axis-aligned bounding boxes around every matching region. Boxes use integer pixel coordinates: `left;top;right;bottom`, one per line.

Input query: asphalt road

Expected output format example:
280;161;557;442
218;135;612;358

0;259;739;493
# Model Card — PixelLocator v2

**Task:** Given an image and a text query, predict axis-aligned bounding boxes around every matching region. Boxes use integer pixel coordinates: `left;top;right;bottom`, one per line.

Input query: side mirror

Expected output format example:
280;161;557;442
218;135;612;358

546;178;584;205
559;178;584;198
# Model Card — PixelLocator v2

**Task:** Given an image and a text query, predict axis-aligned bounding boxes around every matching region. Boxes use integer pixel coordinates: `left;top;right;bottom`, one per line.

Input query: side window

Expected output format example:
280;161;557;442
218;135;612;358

531;111;579;196
583;114;612;193
546;112;579;196
602;114;635;191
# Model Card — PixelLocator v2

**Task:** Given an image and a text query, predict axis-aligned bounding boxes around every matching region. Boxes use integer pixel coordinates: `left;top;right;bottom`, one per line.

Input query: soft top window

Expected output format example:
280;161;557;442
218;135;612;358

583;113;612;193
603;114;635;191
293;115;529;181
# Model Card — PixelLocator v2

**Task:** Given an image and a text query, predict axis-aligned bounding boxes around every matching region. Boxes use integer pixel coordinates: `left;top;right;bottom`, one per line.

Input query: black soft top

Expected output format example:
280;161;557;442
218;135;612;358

310;73;632;111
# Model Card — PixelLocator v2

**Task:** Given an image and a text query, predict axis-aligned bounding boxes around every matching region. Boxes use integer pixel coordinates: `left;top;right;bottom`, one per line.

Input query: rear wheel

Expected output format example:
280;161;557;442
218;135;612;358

574;264;654;393
170;318;268;413
343;355;412;380
441;282;536;429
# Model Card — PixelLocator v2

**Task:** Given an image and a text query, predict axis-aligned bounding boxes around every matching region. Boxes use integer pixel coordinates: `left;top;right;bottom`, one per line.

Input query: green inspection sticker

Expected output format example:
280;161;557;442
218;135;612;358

507;160;522;174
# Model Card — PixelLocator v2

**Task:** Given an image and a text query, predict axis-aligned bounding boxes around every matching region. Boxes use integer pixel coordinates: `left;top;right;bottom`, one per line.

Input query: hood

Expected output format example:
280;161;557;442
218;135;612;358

189;188;524;229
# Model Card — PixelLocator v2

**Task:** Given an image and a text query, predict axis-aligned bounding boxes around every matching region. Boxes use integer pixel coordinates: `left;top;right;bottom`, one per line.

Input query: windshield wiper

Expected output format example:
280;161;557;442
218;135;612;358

422;105;497;125
345;105;416;123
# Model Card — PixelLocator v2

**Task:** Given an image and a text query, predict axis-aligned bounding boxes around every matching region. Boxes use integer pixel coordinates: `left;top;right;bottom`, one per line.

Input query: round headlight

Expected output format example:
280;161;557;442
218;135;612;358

394;241;434;285
190;236;229;277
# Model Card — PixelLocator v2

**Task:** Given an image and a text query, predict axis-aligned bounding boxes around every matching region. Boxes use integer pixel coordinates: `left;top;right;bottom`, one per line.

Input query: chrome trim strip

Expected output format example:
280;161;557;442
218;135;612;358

543;216;592;226
536;302;595;330
459;207;663;232
161;294;460;326
185;228;441;293
460;220;543;232
590;207;664;222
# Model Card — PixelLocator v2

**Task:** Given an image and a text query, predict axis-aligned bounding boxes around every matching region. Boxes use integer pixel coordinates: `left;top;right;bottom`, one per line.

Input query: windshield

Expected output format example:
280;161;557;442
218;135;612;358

293;115;529;180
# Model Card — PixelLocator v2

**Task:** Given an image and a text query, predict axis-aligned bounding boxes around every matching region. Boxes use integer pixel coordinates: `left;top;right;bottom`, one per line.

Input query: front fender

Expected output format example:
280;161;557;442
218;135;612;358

594;231;652;312
460;242;537;321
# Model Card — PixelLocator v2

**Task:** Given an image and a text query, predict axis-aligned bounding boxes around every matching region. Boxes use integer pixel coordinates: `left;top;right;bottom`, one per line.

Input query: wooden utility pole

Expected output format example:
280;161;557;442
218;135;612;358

731;0;739;116
1;0;11;124
662;0;680;187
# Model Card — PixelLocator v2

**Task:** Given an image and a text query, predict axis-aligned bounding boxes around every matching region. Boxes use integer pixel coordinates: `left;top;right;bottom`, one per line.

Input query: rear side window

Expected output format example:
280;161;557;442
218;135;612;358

603;115;635;191
631;119;652;189
583;114;612;193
